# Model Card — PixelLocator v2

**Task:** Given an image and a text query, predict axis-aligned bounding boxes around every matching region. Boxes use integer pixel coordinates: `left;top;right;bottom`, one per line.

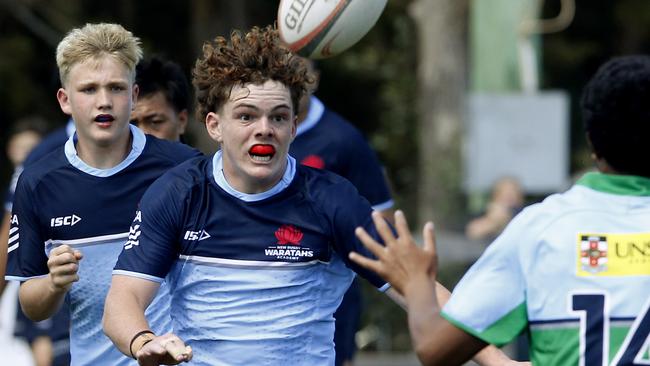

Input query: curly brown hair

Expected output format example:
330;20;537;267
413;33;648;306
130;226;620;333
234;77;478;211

193;25;313;123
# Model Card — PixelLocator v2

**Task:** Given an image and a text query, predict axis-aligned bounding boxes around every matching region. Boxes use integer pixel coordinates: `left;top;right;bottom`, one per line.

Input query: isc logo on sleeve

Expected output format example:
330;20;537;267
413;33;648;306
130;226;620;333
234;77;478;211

50;214;81;227
184;230;211;241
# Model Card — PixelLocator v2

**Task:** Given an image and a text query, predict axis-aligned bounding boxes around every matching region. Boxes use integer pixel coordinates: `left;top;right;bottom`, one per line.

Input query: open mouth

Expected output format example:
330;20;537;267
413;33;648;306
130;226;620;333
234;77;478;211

95;114;115;123
249;144;276;162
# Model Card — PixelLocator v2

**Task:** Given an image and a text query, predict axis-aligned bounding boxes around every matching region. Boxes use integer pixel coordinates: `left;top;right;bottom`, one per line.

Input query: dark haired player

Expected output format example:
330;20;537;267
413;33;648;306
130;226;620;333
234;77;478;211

350;55;650;366
131;56;190;141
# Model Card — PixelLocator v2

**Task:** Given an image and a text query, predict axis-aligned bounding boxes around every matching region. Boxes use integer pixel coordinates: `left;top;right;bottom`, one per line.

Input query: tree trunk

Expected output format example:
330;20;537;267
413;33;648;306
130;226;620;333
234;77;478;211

409;0;468;227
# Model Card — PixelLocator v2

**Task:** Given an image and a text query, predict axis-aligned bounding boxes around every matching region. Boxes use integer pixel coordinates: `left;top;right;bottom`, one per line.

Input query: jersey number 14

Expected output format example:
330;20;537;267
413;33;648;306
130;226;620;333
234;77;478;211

571;292;650;366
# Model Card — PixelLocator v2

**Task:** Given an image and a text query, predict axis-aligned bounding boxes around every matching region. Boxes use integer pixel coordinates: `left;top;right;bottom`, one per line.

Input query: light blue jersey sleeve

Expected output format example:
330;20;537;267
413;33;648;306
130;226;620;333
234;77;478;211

441;208;533;346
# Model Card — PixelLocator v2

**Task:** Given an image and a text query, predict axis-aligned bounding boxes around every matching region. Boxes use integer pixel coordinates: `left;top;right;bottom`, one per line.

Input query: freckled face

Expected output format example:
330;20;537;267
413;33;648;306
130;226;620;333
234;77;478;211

205;80;296;194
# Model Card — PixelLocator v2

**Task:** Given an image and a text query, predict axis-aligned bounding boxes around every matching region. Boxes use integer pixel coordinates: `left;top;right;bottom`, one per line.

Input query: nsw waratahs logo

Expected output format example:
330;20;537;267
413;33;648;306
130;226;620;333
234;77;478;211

580;235;608;273
264;224;313;261
275;224;304;245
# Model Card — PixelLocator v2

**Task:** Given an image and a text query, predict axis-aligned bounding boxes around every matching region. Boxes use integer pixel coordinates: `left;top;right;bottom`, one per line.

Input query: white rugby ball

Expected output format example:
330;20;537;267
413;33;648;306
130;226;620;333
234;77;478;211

278;0;388;59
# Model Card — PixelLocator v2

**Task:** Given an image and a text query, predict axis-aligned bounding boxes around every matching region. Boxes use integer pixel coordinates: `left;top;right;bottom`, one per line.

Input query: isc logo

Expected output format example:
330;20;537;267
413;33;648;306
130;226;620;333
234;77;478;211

184;230;210;241
50;214;81;227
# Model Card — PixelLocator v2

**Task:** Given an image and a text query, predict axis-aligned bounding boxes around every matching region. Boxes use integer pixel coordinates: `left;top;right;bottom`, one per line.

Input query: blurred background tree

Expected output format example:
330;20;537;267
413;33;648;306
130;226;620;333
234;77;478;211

1;0;650;356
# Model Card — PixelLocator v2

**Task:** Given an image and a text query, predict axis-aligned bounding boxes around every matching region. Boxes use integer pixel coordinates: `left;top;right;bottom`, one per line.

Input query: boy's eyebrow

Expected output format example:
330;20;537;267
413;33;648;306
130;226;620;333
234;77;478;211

232;103;291;111
232;103;260;111
76;77;130;85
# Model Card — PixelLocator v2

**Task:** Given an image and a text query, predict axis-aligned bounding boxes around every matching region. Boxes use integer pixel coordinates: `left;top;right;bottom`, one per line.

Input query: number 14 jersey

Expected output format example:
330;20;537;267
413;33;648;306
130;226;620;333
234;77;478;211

442;172;650;365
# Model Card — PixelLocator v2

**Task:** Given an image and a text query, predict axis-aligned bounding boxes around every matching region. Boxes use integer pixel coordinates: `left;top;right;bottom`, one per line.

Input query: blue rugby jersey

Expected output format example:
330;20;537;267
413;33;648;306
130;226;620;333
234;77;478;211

6;125;201;366
114;151;389;366
290;96;393;212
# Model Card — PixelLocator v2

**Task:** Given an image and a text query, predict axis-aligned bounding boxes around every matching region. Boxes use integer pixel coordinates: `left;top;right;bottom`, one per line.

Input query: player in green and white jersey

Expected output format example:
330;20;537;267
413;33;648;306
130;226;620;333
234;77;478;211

348;55;650;366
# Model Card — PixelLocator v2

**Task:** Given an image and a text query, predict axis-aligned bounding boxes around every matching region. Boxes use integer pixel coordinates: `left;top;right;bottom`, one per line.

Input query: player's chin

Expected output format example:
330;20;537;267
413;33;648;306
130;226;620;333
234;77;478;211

246;164;284;183
89;130;125;146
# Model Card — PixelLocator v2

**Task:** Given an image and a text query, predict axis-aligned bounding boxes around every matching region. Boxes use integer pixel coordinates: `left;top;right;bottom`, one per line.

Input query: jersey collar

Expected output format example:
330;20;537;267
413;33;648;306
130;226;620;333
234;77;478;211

576;172;650;196
296;96;324;136
64;124;146;177
212;150;296;202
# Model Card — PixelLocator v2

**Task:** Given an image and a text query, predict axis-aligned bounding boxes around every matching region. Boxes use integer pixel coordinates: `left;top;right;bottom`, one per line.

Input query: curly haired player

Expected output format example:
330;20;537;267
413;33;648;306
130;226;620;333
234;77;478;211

103;26;521;366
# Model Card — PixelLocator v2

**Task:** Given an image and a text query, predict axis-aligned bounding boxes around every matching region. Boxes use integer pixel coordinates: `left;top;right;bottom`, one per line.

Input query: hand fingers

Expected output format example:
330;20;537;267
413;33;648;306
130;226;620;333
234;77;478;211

183;346;193;362
162;337;192;362
49;248;82;266
393;210;411;242
48;253;81;275
370;211;397;246
354;227;386;258
422;221;436;254
137;334;191;364
348;251;383;275
50;262;80;276
50;245;74;257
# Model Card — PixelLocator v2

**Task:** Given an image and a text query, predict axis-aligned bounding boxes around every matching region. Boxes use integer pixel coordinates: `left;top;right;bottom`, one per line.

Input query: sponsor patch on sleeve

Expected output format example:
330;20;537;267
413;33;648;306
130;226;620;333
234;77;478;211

577;232;650;276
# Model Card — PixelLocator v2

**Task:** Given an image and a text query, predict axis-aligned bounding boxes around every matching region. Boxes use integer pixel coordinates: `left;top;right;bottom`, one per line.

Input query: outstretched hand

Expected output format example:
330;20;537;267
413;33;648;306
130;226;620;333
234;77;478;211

136;333;192;366
349;210;438;297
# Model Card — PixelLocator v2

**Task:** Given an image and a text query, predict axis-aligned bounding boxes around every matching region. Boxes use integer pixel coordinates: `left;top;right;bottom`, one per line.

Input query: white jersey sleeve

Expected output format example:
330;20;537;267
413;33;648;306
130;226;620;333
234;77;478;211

441;207;536;346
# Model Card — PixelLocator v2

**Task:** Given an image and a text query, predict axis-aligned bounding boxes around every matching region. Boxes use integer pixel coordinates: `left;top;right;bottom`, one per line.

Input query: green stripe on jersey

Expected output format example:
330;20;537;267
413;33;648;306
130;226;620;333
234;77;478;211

577;172;650;196
441;302;528;346
529;325;634;365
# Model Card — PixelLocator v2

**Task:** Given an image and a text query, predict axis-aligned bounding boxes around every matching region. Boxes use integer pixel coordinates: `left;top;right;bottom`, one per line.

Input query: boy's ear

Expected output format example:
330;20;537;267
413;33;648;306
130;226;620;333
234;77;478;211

177;109;189;135
205;112;223;143
131;84;139;110
57;88;72;116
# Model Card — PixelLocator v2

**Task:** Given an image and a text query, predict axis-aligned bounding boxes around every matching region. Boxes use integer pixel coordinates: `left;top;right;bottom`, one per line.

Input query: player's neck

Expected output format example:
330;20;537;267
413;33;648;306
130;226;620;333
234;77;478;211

75;132;133;169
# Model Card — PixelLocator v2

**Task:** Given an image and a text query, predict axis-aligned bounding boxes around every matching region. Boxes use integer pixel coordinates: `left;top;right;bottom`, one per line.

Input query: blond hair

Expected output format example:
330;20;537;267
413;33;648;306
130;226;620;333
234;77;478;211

56;23;143;85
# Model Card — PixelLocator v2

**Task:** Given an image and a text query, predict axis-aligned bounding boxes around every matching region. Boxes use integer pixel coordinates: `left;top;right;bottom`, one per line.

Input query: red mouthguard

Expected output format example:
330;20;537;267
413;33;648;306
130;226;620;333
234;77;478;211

249;145;275;155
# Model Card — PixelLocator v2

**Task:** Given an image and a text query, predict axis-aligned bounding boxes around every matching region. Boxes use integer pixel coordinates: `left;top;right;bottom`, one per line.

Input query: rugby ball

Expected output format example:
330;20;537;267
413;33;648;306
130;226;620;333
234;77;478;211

278;0;388;59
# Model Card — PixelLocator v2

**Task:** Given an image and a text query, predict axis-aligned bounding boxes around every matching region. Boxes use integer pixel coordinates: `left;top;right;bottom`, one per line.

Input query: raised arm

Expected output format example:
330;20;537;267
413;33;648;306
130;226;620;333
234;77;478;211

350;210;528;366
